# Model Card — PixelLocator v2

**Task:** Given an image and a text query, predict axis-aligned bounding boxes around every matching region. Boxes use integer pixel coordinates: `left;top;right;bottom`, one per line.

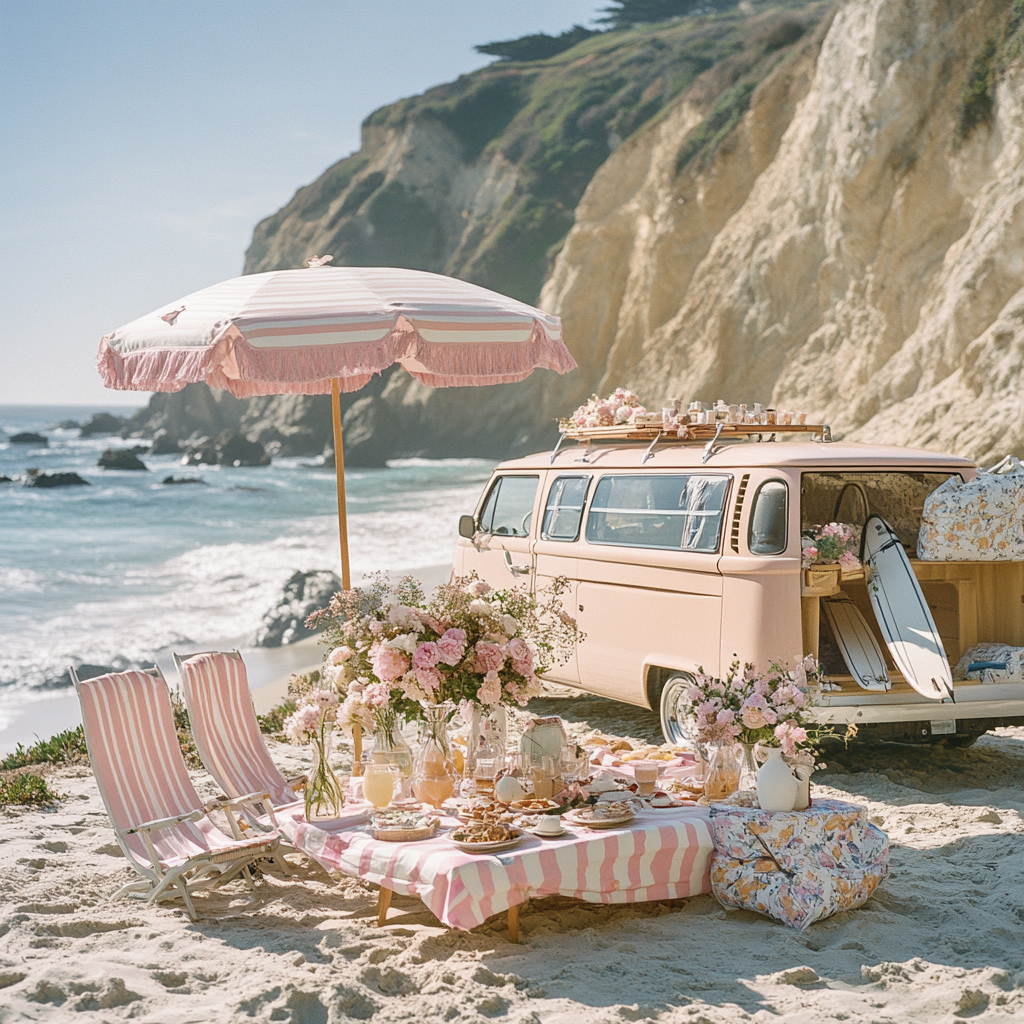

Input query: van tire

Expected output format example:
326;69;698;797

659;671;697;747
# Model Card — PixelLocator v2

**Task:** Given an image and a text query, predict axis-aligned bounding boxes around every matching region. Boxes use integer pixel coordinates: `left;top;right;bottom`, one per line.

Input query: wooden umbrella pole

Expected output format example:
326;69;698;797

331;379;352;591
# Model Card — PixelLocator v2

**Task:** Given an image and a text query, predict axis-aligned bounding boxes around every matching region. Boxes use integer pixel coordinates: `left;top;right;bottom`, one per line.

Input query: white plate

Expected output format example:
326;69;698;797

564;809;634;829
530;826;569;838
448;833;524;854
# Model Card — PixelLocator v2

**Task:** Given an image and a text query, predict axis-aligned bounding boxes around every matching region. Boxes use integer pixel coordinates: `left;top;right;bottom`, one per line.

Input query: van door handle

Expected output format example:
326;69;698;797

504;550;531;576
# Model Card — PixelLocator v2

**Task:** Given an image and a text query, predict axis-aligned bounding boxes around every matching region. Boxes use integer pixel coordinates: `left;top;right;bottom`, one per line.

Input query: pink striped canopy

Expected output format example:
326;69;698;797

98;266;574;397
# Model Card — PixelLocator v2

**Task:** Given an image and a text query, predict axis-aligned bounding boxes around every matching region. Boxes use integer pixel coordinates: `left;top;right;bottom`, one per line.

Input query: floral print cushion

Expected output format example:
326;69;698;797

709;798;889;931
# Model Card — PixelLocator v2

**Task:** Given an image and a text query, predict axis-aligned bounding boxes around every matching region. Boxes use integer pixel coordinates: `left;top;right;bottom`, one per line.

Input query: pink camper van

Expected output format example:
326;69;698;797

454;429;1024;748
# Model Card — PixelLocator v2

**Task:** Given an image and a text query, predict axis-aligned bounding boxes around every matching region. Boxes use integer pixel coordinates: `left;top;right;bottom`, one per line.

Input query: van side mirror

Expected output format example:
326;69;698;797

458;514;477;539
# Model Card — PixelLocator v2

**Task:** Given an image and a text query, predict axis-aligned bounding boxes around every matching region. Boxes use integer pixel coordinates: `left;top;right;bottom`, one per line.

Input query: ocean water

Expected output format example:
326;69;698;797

0;404;494;703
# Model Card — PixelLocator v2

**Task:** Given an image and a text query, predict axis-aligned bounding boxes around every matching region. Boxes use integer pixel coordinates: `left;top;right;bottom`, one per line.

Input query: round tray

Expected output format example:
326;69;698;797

371;818;439;843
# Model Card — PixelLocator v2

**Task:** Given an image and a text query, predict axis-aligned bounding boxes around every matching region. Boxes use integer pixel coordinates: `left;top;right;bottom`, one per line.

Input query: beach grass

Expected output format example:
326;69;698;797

257;698;296;736
0;726;88;771
0;772;62;806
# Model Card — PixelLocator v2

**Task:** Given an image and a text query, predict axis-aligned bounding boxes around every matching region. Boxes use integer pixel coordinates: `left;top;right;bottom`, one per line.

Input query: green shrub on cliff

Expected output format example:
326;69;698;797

245;1;826;306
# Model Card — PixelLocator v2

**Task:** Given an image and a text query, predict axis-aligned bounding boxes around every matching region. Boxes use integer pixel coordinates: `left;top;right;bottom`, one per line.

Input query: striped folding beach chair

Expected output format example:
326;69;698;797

173;650;305;824
73;666;283;920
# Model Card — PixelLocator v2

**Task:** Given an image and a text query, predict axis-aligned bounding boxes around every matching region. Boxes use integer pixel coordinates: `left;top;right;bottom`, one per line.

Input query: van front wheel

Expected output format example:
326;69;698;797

659;671;697;747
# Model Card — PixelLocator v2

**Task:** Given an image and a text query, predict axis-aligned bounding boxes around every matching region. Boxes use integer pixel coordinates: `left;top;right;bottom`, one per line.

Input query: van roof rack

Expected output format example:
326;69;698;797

550;422;833;464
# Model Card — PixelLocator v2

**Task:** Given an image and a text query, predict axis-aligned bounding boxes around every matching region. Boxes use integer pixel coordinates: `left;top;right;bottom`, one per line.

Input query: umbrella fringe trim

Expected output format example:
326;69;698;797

98;319;576;396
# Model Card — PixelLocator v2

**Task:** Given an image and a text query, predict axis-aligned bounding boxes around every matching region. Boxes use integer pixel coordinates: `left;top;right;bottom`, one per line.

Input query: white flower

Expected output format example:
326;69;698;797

387;604;424;633
469;599;495;618
386;632;419;655
501;614;519;635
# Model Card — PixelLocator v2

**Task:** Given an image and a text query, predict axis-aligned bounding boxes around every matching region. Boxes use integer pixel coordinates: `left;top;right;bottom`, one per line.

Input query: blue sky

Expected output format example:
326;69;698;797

0;1;604;406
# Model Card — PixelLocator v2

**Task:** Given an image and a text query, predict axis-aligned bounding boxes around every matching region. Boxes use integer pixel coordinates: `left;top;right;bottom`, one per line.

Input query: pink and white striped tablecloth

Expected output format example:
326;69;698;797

280;807;714;931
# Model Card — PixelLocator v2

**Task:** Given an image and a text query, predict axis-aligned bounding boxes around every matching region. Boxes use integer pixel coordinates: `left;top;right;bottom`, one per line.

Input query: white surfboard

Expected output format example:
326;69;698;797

862;515;954;701
823;592;891;691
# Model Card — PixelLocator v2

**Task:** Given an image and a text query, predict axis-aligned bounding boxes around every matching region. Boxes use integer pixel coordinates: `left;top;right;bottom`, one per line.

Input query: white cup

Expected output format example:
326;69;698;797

535;814;563;835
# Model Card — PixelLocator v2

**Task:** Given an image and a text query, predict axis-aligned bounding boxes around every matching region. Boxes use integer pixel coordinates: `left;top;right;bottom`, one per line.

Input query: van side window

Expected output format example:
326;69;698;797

541;476;590;541
478;475;539;537
585;474;731;552
748;480;788;554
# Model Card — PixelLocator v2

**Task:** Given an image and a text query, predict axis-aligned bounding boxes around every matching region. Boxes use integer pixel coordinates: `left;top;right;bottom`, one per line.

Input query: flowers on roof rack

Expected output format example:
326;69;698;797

801;522;861;570
563;388;647;430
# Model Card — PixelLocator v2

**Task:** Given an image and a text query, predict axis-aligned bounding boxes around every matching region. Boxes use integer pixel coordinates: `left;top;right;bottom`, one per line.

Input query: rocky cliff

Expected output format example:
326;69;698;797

544;0;1024;463
126;0;1022;466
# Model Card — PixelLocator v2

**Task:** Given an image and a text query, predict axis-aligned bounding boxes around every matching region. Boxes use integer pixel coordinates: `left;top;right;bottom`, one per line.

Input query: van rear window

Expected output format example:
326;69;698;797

585;474;731;553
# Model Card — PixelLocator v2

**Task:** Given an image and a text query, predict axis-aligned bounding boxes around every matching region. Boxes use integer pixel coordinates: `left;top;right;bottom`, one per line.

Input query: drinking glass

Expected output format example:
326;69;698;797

363;763;398;809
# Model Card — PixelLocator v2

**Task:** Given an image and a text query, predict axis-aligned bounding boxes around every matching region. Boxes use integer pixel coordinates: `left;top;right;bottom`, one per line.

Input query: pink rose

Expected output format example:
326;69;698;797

437;630;466;666
363;681;392;709
774;720;808;756
370;642;409;683
413;665;443;693
412;641;441;669
505;638;534;675
473;640;505;674
478;671;502;706
465;580;492;597
741;706;766;730
329;645;354;665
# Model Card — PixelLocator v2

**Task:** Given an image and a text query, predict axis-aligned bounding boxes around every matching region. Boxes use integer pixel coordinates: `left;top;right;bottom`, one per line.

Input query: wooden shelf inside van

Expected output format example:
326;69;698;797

806;559;1023;677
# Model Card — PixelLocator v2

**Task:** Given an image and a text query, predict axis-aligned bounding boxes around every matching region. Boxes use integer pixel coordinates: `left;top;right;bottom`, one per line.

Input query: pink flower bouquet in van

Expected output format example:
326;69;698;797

307;573;580;721
801;522;861;570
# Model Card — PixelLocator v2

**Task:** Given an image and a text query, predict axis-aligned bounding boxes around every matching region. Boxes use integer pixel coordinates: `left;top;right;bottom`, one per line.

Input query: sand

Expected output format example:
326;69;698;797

1;703;1022;1024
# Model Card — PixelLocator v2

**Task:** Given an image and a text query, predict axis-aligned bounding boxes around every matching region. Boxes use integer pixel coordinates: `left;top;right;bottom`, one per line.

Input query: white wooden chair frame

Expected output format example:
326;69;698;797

72;665;287;920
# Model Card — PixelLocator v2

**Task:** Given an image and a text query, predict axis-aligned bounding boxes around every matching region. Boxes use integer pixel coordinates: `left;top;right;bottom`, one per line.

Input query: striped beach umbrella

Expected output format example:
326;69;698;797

98;263;574;588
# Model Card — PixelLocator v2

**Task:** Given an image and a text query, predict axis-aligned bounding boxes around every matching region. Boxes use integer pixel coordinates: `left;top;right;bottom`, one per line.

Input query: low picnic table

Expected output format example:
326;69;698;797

277;804;714;941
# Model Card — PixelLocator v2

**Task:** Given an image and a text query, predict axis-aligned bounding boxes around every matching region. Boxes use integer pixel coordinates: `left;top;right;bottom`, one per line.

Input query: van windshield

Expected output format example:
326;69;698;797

586;474;730;552
801;471;959;551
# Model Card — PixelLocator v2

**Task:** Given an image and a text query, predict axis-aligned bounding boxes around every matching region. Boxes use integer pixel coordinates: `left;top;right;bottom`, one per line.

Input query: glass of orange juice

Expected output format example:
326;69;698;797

363;763;398;809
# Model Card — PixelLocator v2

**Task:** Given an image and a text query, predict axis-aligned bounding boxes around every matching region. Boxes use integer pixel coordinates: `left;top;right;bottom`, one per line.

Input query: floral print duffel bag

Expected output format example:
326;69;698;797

917;455;1024;561
954;643;1024;684
709;798;889;931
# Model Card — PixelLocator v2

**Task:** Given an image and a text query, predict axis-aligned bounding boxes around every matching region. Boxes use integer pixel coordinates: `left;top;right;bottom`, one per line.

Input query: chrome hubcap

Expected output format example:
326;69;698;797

659;672;696;746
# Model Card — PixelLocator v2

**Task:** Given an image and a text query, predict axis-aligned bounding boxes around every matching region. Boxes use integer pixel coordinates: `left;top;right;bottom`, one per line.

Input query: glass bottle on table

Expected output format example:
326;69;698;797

412;703;458;810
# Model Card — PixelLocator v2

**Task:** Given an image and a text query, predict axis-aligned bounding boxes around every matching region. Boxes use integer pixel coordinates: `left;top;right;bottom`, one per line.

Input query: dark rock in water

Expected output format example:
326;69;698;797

55;419;81;430
46;662;127;688
98;448;148;471
10;432;48;445
79;412;129;437
0;474;12;483
256;569;341;647
149;429;181;455
219;432;272;467
182;430;271;467
162;475;206;485
24;470;90;488
120;381;246;441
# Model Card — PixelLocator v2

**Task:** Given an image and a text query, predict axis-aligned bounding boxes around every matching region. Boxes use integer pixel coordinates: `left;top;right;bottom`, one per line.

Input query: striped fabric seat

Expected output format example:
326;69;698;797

175;651;300;813
75;667;280;918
